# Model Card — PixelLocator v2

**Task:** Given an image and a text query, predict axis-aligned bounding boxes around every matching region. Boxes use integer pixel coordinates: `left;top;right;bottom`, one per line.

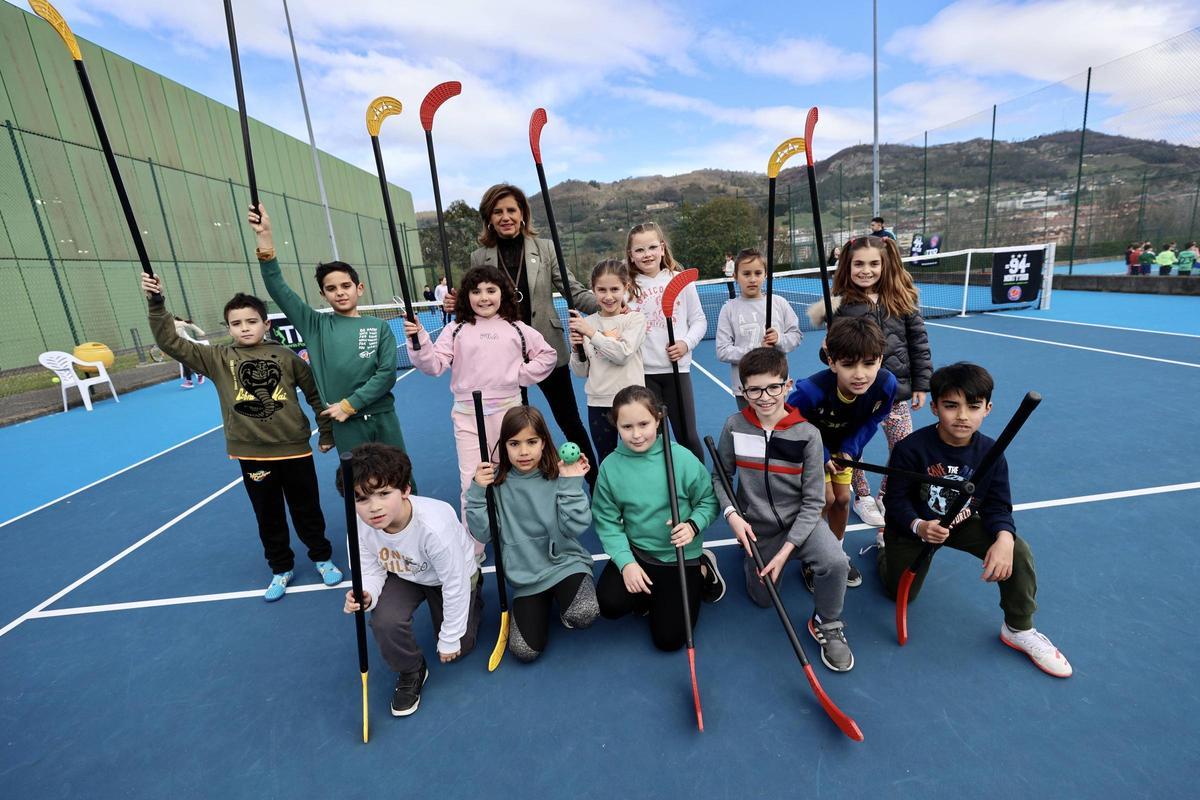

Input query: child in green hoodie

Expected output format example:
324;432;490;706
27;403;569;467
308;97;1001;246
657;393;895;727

593;386;723;651
467;406;597;662
248;204;407;457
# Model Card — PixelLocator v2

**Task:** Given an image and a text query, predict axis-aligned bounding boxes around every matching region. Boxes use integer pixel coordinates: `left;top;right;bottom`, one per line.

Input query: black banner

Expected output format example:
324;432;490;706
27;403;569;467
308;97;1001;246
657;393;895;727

909;233;944;267
990;249;1044;304
267;312;310;362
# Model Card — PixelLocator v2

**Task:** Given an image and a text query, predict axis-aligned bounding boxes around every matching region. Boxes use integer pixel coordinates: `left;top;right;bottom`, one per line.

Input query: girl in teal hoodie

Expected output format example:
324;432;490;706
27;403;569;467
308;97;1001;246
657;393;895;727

593;386;722;652
467;406;596;662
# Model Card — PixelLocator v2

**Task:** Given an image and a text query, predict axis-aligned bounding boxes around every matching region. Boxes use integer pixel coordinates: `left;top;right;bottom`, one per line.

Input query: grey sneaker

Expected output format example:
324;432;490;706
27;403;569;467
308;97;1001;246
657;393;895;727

808;615;855;672
852;495;886;527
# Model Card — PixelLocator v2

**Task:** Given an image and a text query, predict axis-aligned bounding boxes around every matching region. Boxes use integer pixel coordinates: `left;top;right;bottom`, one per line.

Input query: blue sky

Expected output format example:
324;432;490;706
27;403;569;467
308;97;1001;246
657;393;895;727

11;0;1199;210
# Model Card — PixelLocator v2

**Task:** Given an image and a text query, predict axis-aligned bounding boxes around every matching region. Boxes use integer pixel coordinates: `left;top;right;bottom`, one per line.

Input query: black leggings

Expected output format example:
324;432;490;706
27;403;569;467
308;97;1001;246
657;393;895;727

596;554;702;652
645;372;705;464
510;572;597;659
538;364;598;486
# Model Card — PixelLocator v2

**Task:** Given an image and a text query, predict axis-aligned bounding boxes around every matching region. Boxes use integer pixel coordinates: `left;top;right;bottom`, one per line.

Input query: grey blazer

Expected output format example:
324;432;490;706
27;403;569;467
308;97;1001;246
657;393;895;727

470;236;597;367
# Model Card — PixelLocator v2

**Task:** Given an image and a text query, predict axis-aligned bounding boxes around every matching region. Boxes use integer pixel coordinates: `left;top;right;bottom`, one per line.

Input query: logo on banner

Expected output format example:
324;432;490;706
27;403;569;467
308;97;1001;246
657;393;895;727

268;313;310;361
990;249;1044;305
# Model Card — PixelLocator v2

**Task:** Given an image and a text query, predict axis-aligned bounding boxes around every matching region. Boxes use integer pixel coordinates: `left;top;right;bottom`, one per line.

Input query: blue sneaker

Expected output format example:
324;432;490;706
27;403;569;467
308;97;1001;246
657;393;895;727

264;571;293;602
315;560;343;586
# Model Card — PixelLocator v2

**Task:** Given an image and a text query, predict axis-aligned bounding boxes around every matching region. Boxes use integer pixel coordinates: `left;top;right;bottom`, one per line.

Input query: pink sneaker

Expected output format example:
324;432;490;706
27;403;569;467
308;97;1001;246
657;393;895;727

197;375;206;385
181;380;194;389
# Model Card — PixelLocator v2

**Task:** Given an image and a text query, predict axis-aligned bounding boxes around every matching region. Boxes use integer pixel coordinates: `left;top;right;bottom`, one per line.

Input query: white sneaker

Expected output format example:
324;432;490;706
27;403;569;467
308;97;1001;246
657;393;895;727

852;495;886;527
1000;624;1073;678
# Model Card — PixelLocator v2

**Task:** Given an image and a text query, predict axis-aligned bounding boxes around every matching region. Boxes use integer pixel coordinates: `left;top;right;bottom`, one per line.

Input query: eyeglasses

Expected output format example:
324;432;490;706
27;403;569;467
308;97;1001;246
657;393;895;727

743;382;787;400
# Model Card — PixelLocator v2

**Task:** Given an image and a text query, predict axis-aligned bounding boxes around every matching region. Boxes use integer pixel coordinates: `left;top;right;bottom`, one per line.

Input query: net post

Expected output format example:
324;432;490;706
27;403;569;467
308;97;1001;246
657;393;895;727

959;250;973;317
1041;242;1056;311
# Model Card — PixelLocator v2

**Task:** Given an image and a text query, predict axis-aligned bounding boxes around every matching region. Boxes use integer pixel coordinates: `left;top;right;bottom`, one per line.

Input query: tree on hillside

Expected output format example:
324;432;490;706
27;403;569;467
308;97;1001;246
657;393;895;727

418;200;481;282
670;196;762;279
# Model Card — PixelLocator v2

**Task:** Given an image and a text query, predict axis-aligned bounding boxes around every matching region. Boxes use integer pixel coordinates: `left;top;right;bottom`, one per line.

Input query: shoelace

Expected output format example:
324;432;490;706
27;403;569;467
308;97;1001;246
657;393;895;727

1013;628;1059;657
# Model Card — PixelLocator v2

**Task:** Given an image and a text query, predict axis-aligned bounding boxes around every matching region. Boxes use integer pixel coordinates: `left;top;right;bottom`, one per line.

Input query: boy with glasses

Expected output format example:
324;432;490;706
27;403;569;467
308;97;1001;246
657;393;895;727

710;347;854;671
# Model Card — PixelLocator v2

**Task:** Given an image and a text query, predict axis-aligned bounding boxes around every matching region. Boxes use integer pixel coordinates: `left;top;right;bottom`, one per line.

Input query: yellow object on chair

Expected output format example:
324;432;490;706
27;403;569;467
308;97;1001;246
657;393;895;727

73;342;114;375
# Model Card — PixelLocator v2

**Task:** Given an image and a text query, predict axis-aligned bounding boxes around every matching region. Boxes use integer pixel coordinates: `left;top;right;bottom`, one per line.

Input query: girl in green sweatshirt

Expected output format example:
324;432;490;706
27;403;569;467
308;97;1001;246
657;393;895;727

593;386;723;652
466;406;597;662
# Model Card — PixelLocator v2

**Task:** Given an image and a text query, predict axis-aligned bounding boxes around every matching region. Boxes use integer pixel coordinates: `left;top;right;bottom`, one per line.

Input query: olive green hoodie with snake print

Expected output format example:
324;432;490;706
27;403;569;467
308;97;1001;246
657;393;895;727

149;298;332;459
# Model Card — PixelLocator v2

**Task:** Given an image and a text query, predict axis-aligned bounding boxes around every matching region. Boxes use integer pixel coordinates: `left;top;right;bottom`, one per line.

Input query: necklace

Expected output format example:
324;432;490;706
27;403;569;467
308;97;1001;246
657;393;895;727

497;239;526;303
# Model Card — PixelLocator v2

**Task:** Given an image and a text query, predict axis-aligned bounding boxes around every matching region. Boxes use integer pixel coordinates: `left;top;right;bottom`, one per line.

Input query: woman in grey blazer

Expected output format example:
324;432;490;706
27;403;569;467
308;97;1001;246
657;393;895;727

445;183;600;484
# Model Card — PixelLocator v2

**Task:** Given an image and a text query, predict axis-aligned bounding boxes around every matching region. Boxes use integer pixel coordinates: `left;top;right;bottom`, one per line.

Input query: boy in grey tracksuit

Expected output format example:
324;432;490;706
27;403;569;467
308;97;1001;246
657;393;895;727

711;347;854;672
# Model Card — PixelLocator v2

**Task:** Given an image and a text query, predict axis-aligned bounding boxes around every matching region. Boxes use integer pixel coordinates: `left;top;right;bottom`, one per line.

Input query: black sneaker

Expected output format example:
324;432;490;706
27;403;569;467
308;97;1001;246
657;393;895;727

846;562;863;588
699;548;726;603
390;662;428;717
802;564;816;593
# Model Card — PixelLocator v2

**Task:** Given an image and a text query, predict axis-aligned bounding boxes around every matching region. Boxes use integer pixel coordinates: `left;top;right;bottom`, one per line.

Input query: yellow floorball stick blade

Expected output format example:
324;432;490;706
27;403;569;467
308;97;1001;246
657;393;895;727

360;672;369;744
366;96;403;137
487;612;510;672
29;1;83;60
767;137;806;178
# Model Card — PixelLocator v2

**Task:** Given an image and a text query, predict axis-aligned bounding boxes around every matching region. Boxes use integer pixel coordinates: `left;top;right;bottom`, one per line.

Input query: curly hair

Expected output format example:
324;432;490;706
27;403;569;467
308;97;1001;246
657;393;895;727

453;265;522;323
335;443;413;497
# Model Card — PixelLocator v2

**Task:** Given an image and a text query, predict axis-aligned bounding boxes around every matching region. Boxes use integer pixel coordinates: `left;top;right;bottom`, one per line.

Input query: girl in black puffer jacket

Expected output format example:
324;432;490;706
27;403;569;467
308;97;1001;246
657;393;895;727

808;236;931;525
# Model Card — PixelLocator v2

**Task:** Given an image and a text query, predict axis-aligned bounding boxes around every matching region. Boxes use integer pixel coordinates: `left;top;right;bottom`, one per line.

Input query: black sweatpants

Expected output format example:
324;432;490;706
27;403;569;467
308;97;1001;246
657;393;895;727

596;554;702;652
538;364;598;487
645;372;705;464
238;455;332;574
588;405;619;465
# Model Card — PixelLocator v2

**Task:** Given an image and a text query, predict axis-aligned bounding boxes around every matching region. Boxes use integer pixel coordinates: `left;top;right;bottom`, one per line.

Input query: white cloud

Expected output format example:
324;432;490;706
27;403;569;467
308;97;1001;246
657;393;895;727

703;31;872;84
886;1;1200;82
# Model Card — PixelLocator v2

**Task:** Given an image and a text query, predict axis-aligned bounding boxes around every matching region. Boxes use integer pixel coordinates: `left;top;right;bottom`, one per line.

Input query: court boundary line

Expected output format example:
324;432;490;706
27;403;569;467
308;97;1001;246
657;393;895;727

982;312;1200;339
0;423;223;530
927;322;1200;368
0;369;417;530
691;361;736;397
24;480;1200;622
0;372;427;638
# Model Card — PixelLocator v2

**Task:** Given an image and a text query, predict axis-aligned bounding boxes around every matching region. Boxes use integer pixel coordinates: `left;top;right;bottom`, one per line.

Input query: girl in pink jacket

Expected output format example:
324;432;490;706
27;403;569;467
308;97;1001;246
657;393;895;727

405;266;557;525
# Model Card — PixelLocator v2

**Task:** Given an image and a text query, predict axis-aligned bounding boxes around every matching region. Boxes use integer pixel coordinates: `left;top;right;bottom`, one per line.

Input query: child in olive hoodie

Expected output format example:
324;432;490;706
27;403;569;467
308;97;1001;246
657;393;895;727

593;386;722;652
143;274;341;601
467;406;596;662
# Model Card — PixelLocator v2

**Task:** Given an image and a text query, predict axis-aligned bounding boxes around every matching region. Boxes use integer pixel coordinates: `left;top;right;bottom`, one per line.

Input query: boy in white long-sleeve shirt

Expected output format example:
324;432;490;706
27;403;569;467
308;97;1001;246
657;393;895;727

341;444;482;717
715;248;802;410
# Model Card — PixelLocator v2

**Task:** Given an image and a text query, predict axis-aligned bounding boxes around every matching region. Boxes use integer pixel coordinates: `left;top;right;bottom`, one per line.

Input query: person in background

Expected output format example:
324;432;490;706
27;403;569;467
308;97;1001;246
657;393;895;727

723;251;736;300
173;315;207;388
422;285;435;302
1155;242;1178;276
1177;241;1197;276
869;217;896;241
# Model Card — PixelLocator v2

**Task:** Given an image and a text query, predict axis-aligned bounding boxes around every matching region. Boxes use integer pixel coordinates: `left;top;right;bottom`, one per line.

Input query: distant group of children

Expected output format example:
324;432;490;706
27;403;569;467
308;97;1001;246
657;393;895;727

143;197;1072;721
1127;240;1198;276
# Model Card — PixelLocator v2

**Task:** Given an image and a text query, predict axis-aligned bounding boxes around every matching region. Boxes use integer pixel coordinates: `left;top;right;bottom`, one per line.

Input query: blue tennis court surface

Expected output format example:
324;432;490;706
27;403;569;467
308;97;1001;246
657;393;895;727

2;289;1198;799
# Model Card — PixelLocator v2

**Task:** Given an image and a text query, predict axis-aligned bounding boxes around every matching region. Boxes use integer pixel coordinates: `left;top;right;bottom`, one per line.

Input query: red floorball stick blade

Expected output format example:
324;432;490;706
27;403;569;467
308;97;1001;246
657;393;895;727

662;268;699;318
803;664;864;742
688;647;704;732
896;568;916;646
420;81;461;131
804;107;819;167
529;108;548;163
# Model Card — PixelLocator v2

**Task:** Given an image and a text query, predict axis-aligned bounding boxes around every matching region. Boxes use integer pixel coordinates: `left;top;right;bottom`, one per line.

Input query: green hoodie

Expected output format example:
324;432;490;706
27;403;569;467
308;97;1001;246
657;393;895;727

466;470;593;598
259;258;398;416
148;298;332;458
592;437;718;570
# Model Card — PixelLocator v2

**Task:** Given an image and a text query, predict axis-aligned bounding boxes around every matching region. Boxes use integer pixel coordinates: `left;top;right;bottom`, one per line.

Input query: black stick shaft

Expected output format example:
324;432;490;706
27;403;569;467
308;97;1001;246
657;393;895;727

425;130;453;286
223;0;257;209
534;162;586;361
807;163;833;325
340;454;369;675
370;135;419;351
73;61;153;278
705;436;810;667
765;178;776;331
473;391;508;613
665;317;684;421
832;458;973;491
661;411;694;650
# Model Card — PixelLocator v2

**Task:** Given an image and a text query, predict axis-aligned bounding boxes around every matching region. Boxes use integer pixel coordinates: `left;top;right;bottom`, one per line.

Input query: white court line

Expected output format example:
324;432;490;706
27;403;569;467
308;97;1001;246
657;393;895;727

0;424;223;530
983;312;1200;339
24;480;1200;622
691;361;735;397
0;370;423;638
927;322;1200;369
0;369;417;531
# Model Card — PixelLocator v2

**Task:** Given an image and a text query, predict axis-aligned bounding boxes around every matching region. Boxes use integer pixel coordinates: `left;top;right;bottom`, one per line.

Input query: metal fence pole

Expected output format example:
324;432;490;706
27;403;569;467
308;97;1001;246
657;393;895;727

280;192;309;302
379;218;398;298
1188;176;1199;241
1136;169;1148;241
1067;67;1092;274
788;183;797;269
983;105;996;248
959;250;973;317
6;120;80;344
148;157;192;318
922;131;928;235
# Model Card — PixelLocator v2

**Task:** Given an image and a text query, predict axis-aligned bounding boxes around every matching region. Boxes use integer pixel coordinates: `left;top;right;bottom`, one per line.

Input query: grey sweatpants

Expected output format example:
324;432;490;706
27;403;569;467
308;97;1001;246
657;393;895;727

744;520;848;622
369;572;484;674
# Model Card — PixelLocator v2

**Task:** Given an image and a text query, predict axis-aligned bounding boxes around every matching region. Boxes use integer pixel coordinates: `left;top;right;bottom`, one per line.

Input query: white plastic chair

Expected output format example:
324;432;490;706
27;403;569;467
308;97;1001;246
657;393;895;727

37;351;121;412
